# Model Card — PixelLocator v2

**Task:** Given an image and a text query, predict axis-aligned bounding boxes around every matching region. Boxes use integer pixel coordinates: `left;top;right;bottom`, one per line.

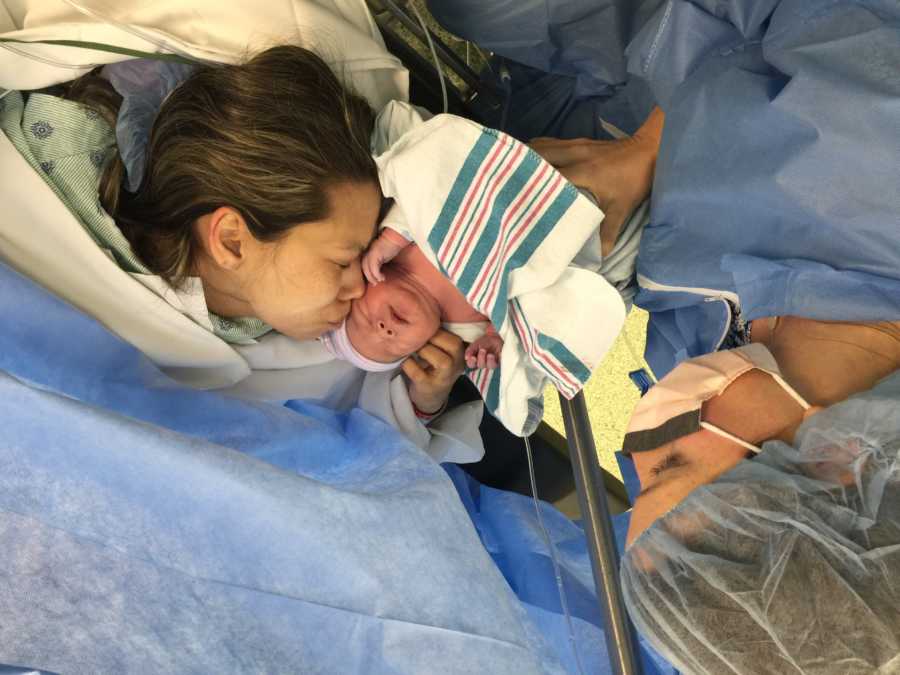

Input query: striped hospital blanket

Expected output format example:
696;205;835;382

377;114;626;436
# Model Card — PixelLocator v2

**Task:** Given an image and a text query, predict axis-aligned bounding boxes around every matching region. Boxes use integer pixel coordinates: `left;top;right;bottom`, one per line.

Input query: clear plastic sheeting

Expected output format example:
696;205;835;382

621;370;900;675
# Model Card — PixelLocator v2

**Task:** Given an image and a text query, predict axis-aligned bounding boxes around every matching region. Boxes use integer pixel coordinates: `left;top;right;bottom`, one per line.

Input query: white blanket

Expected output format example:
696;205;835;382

376;114;626;436
0;0;407;110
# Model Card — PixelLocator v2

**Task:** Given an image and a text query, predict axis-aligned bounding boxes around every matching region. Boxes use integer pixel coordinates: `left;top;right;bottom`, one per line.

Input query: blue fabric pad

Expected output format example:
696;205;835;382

0;259;580;673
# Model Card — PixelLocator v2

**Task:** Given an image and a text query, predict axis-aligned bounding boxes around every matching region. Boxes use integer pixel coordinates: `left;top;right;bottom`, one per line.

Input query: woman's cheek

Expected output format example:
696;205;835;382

302;264;344;311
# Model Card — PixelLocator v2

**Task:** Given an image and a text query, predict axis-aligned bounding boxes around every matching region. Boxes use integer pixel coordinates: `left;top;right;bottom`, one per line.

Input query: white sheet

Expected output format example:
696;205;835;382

0;0;408;109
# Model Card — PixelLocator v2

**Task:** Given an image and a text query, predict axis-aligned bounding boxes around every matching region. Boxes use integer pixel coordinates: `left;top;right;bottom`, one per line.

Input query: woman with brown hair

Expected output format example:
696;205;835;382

1;41;475;460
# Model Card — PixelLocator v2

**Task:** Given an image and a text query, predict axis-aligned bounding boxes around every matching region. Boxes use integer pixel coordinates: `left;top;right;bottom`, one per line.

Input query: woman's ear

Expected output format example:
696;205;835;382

197;206;249;270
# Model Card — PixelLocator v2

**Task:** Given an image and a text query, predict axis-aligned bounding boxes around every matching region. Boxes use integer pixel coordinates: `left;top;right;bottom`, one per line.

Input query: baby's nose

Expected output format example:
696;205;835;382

376;319;396;338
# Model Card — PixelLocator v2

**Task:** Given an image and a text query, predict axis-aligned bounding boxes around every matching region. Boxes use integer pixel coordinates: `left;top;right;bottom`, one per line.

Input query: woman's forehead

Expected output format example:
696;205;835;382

327;181;381;224
298;213;375;251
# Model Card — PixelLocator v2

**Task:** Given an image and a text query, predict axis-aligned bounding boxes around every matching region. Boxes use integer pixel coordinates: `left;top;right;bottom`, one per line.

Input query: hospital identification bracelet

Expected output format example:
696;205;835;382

413;399;447;423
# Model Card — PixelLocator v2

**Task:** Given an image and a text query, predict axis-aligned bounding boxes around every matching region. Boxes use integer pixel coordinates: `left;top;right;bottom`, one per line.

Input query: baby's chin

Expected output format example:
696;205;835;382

362;343;404;364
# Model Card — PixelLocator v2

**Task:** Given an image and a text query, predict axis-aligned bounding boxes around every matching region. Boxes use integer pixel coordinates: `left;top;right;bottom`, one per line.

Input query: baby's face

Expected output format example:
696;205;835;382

345;273;441;363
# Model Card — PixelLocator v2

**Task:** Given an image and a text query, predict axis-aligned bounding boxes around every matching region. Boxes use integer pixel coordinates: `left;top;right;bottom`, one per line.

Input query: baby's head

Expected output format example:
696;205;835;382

345;272;441;364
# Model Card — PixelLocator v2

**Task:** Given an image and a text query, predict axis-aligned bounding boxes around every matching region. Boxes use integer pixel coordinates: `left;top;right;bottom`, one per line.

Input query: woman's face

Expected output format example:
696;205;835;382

239;181;381;341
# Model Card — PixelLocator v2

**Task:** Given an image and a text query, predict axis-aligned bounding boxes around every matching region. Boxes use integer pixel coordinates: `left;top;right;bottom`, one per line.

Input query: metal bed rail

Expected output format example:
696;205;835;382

560;391;644;675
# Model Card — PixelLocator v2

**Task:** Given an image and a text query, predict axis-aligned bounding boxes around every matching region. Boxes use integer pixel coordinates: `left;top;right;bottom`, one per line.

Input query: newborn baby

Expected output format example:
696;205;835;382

321;227;502;372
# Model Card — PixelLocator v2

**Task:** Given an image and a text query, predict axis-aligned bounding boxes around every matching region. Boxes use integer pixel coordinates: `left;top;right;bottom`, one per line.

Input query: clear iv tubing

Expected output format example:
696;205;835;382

0;40;104;69
408;1;448;114
525;434;587;675
511;93;656;675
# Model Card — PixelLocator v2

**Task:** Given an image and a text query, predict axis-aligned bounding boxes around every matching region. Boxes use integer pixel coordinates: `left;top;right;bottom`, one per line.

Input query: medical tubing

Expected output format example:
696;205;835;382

498;59;512;133
59;0;217;65
408;1;448;114
0;40;104;70
525;434;587;675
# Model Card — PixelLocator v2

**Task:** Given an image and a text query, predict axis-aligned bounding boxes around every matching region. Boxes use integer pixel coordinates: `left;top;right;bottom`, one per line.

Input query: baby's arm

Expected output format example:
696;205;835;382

465;325;503;370
362;227;411;284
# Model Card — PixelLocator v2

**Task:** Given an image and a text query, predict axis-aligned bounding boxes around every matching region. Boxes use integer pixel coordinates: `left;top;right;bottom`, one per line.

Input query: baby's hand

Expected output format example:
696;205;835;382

465;333;503;370
362;234;406;284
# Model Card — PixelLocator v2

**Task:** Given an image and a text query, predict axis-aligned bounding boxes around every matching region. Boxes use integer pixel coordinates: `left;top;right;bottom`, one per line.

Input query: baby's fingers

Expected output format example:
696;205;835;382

476;348;488;369
465;344;478;368
362;255;383;285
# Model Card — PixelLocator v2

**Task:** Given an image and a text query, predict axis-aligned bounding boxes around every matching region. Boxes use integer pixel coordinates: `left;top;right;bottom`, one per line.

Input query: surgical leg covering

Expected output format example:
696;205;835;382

0;260;572;674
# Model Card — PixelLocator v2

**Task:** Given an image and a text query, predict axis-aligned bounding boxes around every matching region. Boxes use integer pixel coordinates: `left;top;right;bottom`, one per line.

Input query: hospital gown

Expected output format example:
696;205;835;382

0;89;269;343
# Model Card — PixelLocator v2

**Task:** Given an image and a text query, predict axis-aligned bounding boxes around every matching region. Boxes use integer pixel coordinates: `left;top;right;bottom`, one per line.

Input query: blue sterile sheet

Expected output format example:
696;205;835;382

0;258;614;673
631;0;900;376
429;0;900;378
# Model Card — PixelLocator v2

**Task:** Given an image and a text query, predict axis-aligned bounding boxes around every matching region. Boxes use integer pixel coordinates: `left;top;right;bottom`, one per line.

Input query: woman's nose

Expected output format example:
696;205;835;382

338;264;365;301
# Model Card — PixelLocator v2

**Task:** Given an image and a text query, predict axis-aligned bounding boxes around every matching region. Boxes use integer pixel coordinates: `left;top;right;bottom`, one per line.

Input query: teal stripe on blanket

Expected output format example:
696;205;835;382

444;138;517;270
471;162;554;315
427;130;500;270
488;181;579;327
456;149;542;301
536;333;592;384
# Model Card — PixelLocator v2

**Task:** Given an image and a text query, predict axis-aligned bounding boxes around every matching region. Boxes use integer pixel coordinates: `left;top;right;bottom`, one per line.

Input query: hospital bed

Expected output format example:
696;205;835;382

366;2;645;672
0;0;648;671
